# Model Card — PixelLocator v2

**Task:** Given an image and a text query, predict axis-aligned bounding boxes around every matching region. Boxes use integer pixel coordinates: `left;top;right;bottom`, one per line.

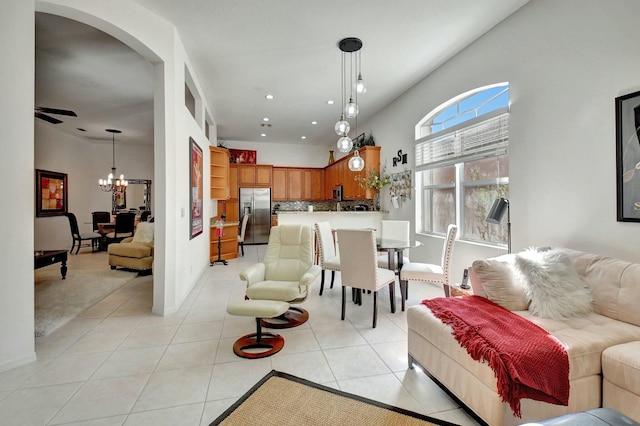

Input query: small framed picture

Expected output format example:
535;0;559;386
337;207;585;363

36;169;68;217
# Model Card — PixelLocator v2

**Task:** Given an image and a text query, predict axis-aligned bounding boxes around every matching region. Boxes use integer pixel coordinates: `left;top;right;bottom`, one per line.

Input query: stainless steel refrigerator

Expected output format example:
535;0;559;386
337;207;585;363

239;188;271;244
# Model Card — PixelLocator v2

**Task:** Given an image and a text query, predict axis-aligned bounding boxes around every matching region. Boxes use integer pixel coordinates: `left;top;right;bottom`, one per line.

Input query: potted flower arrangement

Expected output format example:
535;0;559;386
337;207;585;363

355;168;391;210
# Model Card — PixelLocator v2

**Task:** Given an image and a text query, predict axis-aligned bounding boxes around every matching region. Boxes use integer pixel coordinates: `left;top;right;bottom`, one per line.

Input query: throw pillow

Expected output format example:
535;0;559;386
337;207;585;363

132;222;154;244
471;258;530;311
514;248;593;319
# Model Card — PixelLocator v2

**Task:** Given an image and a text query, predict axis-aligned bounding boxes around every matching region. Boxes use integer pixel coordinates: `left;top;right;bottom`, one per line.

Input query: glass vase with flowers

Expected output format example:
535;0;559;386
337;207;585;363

355;168;391;211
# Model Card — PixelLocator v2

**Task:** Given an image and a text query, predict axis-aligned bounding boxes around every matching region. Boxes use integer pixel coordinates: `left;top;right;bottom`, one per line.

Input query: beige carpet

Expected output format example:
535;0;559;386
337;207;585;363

34;253;138;337
211;370;459;426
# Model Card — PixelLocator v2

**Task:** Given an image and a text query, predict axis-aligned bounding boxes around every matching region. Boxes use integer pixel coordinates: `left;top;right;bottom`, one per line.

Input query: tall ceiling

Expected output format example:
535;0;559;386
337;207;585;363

35;0;529;147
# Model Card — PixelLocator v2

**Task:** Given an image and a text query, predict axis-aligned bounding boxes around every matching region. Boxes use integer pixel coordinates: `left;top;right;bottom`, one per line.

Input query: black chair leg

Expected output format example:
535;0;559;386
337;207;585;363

330;271;335;289
240;242;244;256
400;279;407;311
319;270;326;295
75;239;81;254
373;291;378;328
389;282;395;314
341;286;346;320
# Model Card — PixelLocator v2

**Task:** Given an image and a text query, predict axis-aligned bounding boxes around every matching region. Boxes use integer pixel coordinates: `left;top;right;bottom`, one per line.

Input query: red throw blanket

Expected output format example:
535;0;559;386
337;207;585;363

422;296;569;418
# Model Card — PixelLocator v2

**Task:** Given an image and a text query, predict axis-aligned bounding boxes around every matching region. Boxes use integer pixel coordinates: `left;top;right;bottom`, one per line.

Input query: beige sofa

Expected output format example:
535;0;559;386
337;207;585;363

107;222;154;273
407;249;640;425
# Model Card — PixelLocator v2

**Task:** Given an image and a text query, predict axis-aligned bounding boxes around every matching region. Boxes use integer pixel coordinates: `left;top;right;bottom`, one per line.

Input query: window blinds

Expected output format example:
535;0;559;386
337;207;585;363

415;111;509;171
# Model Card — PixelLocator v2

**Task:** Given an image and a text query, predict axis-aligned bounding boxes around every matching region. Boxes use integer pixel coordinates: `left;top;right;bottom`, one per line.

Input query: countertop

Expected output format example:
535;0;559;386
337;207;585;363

276;211;382;214
209;221;239;227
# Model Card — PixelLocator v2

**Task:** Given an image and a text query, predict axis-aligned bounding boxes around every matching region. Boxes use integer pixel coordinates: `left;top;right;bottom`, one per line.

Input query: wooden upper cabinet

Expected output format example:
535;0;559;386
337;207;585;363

210;147;230;199
228;164;238;200
272;167;287;201
255;165;272;186
324;146;381;200
304;169;323;200
287;168;304;200
238;164;272;187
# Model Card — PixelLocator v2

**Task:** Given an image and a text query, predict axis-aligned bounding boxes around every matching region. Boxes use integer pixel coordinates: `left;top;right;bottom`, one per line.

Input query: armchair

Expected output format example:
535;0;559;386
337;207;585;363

107;222;154;274
240;224;320;328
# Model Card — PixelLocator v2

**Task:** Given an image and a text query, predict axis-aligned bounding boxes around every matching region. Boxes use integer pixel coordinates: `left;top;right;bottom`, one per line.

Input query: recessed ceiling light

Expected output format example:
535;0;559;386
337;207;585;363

265;94;274;100
261;133;266;137
301;136;306;140
326;100;335;105
263;117;269;122
311;121;317;125
77;128;86;132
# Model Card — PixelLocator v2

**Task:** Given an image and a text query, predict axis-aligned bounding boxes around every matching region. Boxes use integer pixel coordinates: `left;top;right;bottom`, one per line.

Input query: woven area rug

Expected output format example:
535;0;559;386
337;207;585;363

210;370;459;426
35;266;137;337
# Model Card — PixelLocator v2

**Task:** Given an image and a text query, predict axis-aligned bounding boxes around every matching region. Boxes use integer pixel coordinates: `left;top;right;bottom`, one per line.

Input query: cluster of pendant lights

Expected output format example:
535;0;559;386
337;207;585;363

98;128;128;193
335;37;367;172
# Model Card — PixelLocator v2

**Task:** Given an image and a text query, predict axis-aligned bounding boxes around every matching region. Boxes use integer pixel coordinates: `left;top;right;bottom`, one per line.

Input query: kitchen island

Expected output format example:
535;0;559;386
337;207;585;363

276;211;385;237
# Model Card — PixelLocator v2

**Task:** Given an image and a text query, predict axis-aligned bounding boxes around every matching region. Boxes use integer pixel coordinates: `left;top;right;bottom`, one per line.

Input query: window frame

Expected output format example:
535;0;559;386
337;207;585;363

415;84;509;247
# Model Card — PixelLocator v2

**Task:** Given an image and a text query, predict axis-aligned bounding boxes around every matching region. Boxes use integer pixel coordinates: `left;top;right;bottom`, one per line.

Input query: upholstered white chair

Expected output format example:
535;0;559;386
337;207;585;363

240;224;321;328
376;220;411;271
238;214;250;256
337;229;397;328
399;224;458;311
314;221;341;295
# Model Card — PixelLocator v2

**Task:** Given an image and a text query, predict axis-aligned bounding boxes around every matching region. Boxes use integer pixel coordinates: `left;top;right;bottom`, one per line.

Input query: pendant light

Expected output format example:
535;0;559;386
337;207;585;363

348;150;365;171
335;37;366;154
98;129;128;193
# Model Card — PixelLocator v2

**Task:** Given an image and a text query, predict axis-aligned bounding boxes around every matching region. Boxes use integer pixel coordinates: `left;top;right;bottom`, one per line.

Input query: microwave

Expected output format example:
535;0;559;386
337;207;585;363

332;185;343;201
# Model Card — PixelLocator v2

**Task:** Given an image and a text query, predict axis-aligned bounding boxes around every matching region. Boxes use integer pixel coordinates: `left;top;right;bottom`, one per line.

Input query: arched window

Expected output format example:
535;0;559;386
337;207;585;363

414;83;509;247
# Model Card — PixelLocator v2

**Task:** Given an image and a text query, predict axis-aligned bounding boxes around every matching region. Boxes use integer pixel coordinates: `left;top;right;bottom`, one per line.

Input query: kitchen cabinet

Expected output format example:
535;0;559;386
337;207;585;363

228;164;238;200
287;168;304;200
304;169;324;200
324;146;380;200
272;168;287;201
271;167;324;201
209;147;230;199
238;164;272;187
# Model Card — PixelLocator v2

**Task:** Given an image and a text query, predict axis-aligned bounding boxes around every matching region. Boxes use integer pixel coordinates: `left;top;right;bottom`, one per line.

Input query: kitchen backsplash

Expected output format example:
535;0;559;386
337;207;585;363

274;199;373;213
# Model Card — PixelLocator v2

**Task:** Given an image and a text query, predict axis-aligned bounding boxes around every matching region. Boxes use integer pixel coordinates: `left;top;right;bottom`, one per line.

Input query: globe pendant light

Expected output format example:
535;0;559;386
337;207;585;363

335;37;365;153
345;96;358;119
334;113;350;135
337;134;353;153
348;150;365;171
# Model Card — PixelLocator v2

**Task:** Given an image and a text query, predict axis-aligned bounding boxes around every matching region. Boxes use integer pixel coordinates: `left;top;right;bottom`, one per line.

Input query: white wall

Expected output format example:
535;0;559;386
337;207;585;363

358;0;640;280
0;0;218;372
223;140;333;168
0;0;37;371
34;122;154;250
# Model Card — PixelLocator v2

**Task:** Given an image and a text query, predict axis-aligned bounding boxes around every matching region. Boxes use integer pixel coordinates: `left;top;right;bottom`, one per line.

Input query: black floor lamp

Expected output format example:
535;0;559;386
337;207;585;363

486;197;511;254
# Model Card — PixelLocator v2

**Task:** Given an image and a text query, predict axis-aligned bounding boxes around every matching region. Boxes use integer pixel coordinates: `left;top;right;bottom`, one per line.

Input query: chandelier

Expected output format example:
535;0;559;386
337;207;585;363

335;37;367;171
98;129;128;193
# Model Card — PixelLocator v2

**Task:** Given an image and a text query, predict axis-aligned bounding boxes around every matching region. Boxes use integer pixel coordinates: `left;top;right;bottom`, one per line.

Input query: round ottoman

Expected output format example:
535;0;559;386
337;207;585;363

227;300;289;359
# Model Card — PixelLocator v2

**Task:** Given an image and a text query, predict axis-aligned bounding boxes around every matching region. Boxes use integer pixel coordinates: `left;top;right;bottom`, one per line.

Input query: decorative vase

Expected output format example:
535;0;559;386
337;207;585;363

328;150;335;164
374;191;381;211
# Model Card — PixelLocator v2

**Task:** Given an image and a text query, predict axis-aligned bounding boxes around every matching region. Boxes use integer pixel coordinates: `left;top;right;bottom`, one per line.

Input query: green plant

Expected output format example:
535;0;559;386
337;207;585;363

355;168;391;191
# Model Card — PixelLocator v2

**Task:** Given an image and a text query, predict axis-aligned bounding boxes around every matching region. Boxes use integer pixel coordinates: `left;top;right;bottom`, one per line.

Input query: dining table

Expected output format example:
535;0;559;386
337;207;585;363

376;237;422;273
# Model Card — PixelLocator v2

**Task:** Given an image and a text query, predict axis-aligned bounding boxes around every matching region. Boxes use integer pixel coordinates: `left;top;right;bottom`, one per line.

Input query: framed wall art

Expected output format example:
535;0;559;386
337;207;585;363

35;169;68;217
616;90;640;222
190;138;203;239
229;149;256;164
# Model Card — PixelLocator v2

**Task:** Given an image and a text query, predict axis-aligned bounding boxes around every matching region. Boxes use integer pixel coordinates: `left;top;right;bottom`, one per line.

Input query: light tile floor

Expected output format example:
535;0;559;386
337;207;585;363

0;246;482;426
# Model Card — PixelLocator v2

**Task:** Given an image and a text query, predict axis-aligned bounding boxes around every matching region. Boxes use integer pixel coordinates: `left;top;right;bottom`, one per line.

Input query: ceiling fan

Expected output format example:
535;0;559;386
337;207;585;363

34;106;77;124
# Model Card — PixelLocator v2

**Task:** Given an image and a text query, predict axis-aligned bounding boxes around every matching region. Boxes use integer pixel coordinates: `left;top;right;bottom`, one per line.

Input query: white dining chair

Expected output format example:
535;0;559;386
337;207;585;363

238;214;250;256
398;224;458;311
314;222;340;295
337;229;397;328
376;220;411;271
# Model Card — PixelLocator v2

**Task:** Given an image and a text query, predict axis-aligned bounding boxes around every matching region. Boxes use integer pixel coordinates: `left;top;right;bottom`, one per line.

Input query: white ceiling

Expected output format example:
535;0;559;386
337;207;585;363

35;0;529;147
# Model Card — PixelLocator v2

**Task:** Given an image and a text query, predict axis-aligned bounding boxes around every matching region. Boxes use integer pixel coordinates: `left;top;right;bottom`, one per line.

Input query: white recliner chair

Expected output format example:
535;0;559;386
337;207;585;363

239;224;321;328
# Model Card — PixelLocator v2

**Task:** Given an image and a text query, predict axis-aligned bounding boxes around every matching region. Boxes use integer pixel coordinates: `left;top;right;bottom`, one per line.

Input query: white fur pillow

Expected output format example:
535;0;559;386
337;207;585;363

472;258;530;311
514;248;593;319
132;222;154;244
